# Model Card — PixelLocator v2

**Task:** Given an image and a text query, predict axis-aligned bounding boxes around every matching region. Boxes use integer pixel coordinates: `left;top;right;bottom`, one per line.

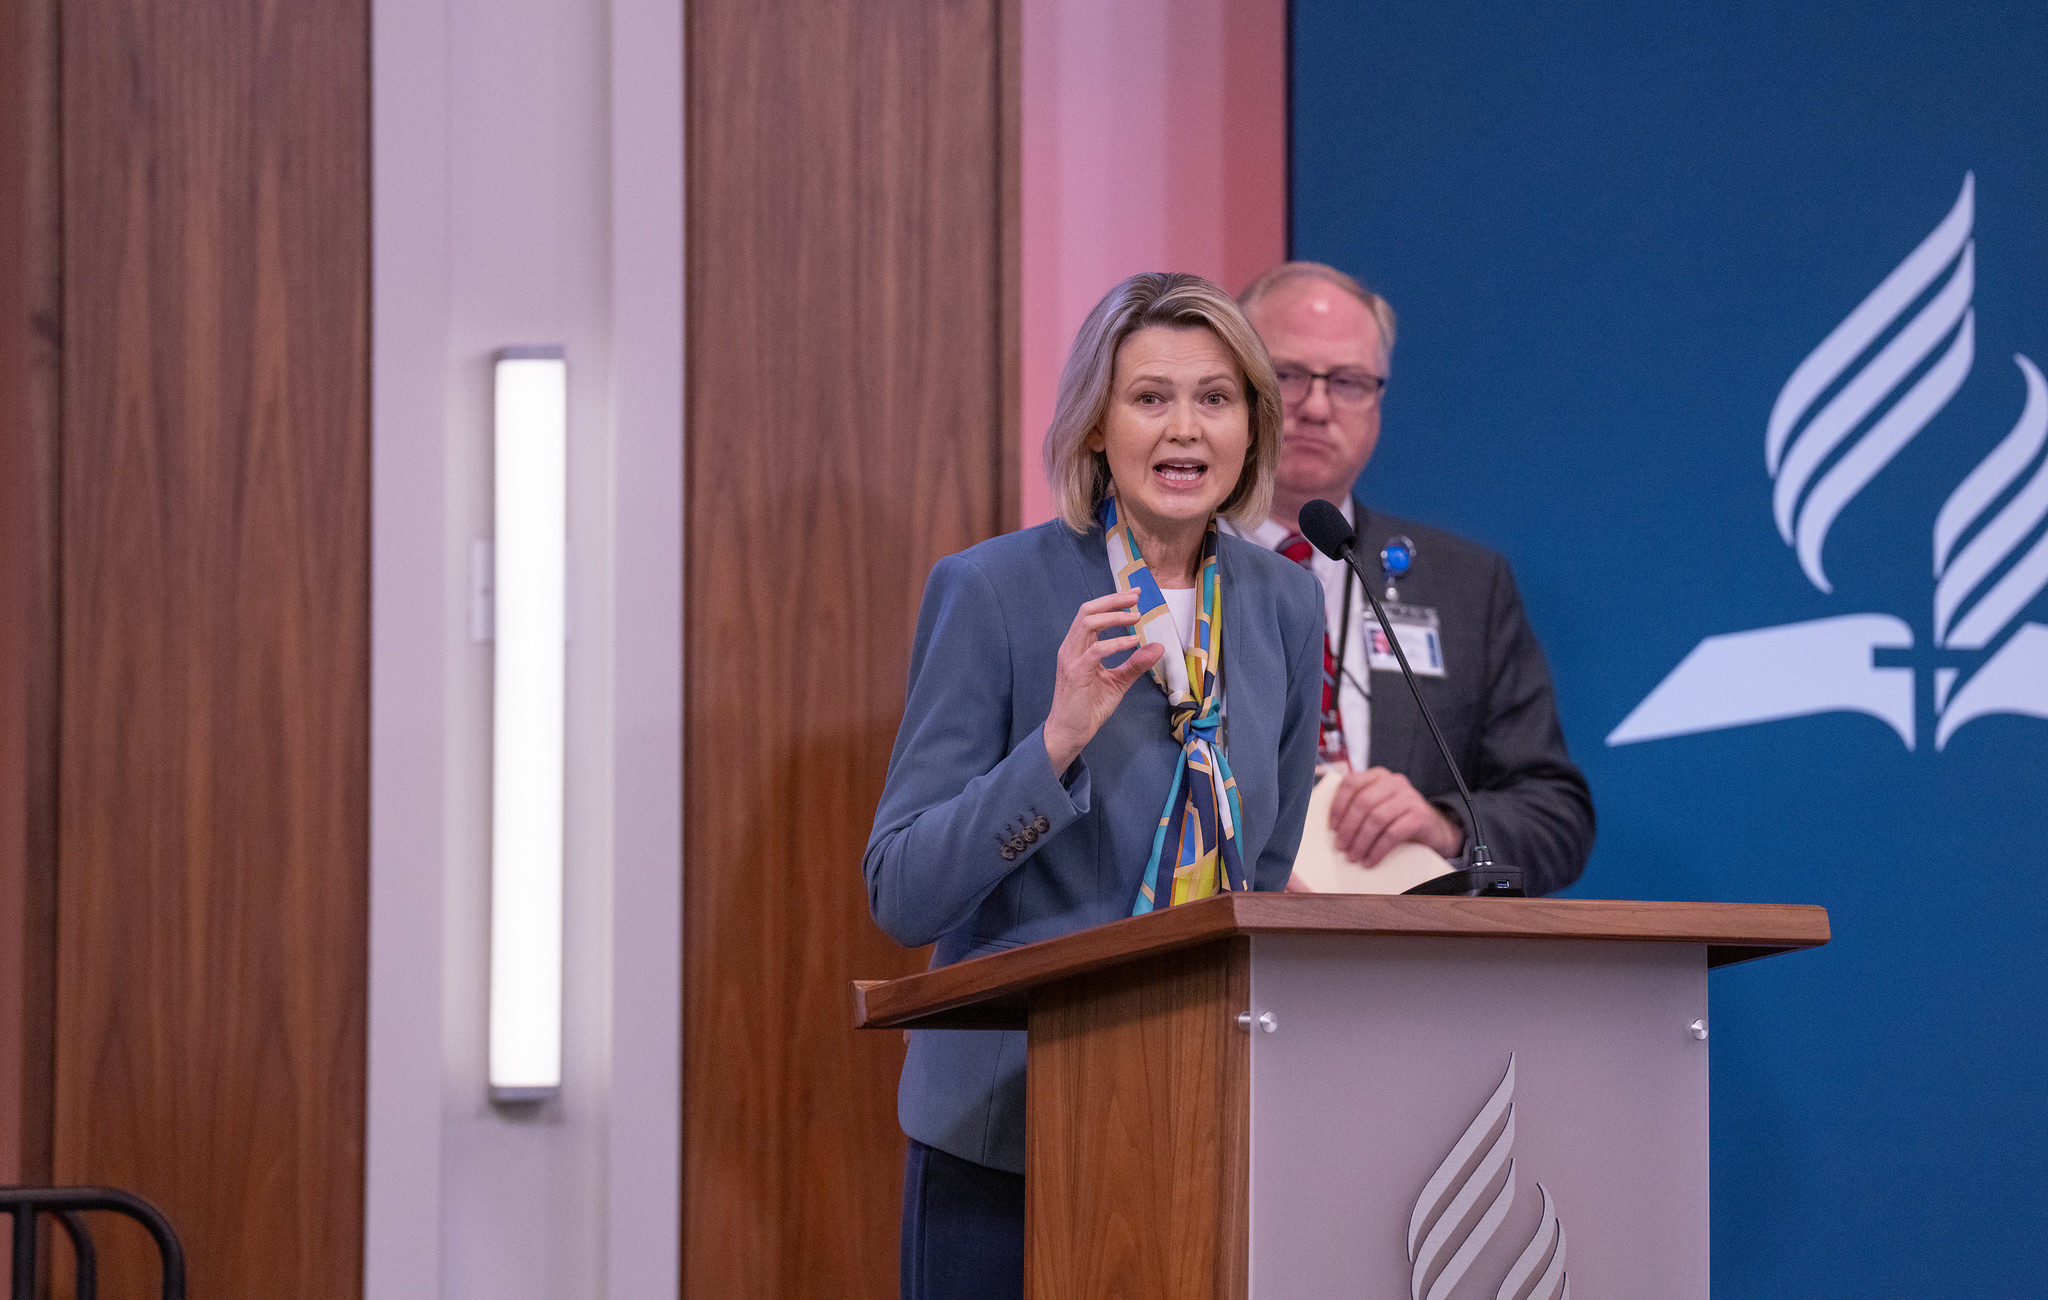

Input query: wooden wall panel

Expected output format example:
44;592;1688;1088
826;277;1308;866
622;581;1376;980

684;1;1016;1295
52;1;369;1295
0;0;60;1195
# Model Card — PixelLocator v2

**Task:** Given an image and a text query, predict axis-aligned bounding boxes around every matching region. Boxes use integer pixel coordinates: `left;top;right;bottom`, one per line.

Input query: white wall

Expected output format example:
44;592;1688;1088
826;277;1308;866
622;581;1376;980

368;0;682;1293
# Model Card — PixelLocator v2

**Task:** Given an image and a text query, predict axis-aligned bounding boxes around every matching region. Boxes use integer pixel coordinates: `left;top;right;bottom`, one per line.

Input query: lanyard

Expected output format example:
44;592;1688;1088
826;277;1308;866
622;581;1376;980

1335;564;1354;685
1332;554;1372;701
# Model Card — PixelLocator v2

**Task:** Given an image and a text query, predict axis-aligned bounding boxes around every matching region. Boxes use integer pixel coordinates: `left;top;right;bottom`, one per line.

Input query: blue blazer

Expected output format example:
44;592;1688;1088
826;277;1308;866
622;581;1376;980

865;518;1324;1173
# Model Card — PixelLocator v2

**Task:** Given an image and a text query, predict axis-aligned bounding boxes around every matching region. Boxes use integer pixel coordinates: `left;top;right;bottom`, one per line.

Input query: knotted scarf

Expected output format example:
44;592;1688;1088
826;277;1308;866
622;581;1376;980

1100;491;1247;913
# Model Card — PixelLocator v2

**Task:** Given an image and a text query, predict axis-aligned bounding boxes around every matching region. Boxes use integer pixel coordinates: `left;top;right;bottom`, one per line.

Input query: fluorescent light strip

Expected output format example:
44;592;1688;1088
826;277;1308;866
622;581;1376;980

489;347;568;1102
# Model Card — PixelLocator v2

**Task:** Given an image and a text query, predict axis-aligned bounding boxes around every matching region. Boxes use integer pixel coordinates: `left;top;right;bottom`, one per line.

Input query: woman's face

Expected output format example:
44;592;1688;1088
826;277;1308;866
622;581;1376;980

1087;325;1251;542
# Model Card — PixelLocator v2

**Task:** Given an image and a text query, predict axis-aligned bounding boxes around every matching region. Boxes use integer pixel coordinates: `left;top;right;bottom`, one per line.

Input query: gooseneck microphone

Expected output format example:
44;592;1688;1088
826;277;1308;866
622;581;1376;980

1297;499;1524;898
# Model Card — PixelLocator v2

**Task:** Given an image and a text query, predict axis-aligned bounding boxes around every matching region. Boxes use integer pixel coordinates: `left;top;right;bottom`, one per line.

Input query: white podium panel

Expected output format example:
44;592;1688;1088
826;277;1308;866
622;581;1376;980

1248;936;1710;1299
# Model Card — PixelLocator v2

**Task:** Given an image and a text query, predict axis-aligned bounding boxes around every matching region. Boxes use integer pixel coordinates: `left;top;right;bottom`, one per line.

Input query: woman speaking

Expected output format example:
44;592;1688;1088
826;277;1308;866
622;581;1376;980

864;272;1323;1300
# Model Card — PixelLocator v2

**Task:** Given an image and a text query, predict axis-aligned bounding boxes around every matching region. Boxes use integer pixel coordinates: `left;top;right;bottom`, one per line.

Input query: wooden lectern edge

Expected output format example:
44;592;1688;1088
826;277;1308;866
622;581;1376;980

851;980;1029;1032
850;893;1831;1032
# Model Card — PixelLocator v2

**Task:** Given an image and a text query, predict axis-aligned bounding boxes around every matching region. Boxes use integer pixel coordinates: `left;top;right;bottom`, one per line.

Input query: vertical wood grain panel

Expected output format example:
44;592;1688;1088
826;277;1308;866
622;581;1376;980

0;0;61;1195
54;1;369;1295
1026;940;1250;1300
684;1;1014;1295
998;0;1024;536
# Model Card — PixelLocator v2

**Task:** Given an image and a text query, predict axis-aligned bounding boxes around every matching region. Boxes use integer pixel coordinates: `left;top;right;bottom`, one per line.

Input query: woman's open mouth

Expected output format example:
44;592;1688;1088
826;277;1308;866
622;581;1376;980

1153;460;1209;486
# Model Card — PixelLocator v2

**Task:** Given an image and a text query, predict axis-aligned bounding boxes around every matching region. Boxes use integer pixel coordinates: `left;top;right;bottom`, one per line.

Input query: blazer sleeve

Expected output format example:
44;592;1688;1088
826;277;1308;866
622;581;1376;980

1251;570;1326;891
1446;553;1596;897
864;554;1093;948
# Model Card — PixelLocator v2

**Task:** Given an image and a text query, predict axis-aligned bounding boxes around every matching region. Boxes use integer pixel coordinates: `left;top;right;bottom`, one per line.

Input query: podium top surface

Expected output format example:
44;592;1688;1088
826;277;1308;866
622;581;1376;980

852;893;1830;1031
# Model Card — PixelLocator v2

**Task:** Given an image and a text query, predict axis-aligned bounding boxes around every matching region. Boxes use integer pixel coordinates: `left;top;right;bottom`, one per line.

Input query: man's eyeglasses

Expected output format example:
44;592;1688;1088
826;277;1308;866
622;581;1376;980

1272;364;1387;408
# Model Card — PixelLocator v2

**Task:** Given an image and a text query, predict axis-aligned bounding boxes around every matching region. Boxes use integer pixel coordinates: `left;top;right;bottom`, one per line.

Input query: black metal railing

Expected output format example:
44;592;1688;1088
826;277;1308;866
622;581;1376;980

0;1187;185;1300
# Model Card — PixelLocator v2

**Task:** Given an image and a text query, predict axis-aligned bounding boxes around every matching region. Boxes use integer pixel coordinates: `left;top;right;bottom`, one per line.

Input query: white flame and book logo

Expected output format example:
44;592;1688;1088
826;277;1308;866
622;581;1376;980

1407;1056;1569;1300
1611;174;2048;751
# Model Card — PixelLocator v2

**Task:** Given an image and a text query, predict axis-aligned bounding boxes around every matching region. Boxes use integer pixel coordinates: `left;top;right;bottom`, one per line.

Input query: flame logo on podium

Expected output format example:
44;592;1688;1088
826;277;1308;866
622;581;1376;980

1407;1056;1570;1300
1610;174;2048;752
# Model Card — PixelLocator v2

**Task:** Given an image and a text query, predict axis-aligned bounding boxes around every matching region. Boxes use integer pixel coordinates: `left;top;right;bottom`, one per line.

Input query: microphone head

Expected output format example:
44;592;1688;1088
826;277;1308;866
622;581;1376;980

1297;499;1357;560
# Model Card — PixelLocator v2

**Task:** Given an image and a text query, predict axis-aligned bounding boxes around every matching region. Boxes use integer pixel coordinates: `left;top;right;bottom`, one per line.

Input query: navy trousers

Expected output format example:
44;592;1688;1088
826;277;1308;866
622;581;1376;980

900;1138;1024;1300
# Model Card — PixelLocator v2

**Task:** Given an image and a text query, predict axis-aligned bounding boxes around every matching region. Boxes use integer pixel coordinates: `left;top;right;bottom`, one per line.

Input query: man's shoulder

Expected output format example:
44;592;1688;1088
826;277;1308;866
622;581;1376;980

1353;505;1508;582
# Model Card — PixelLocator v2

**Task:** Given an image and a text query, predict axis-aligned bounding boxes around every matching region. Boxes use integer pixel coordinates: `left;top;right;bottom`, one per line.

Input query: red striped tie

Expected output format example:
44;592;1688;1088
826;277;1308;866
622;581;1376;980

1277;533;1350;766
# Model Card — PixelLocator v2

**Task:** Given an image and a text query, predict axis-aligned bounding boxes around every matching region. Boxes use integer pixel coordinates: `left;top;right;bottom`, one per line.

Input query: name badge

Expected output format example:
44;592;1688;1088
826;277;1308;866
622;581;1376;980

1364;602;1446;677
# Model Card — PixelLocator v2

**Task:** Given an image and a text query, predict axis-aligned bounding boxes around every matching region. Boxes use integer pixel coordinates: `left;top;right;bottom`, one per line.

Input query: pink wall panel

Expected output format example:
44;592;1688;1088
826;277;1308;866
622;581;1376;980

1019;0;1287;526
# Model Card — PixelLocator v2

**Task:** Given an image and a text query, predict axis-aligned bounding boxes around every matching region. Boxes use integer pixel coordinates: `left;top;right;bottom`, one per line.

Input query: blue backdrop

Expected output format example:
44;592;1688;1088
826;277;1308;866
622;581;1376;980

1291;3;2048;1294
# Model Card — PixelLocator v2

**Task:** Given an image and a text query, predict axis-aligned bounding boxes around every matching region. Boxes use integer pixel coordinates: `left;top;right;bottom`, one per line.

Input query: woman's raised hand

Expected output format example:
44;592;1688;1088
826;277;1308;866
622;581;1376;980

1043;589;1165;776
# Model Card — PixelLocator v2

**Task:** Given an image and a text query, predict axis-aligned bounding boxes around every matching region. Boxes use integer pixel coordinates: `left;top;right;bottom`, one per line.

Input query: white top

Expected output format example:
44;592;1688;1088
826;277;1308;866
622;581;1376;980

1155;585;1226;728
1159;586;1200;650
1222;500;1372;768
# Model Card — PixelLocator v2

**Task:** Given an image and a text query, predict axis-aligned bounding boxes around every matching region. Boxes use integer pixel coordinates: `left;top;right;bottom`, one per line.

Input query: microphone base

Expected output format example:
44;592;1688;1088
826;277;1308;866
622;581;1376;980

1403;866;1526;898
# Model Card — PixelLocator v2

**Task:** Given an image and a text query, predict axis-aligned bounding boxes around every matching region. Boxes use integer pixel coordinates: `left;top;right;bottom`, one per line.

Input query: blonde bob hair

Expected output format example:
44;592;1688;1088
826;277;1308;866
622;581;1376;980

1043;272;1282;533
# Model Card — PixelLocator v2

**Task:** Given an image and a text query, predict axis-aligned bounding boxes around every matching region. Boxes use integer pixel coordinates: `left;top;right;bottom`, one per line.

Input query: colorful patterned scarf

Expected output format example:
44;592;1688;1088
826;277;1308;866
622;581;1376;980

1100;491;1247;913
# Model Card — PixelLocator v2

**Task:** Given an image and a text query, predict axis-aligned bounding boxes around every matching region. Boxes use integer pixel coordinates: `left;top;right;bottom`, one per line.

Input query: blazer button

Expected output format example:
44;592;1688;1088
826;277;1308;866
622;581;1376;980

1023;827;1038;843
1001;846;1016;861
1034;816;1050;833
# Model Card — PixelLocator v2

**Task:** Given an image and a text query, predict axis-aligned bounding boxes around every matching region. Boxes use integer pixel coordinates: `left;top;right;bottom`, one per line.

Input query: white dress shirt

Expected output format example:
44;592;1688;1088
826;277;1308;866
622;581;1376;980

1223;500;1372;769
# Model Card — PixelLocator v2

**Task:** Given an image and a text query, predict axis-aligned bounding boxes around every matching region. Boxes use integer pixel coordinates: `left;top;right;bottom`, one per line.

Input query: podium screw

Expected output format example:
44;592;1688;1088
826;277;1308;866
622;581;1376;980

1688;1018;1708;1041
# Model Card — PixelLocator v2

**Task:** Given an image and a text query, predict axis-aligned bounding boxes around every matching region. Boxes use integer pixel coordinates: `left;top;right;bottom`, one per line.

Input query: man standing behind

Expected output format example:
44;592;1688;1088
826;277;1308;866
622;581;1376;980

1228;262;1593;896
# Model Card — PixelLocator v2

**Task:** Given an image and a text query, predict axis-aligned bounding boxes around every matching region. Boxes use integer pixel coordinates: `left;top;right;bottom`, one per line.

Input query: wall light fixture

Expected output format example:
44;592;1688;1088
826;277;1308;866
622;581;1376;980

489;346;567;1103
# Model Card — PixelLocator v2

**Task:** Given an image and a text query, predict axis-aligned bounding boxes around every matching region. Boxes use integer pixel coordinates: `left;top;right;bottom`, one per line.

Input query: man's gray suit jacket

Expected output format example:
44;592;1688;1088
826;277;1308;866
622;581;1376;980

1353;506;1594;898
865;518;1324;1174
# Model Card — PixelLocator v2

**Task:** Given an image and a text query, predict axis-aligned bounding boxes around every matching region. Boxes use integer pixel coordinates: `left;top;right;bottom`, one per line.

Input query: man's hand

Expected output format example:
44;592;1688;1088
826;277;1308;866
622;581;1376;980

1327;767;1464;868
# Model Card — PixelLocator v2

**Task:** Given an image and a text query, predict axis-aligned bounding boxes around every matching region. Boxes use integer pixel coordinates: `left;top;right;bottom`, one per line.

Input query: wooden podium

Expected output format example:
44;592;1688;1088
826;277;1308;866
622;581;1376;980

855;893;1828;1299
